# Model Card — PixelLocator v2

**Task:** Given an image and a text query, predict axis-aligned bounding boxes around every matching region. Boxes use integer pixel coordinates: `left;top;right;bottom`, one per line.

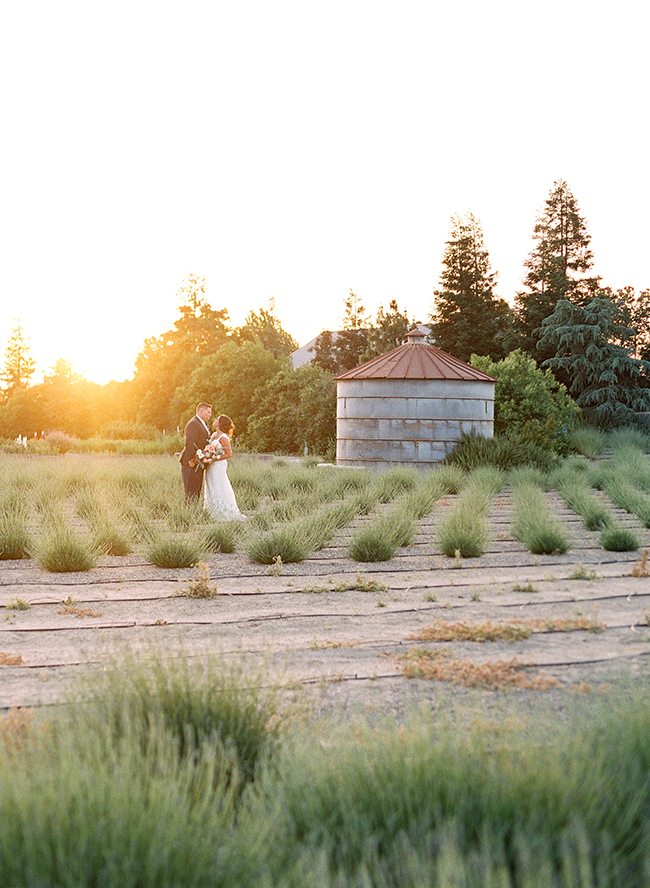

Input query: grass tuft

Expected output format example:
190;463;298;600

510;482;571;555
247;527;309;564
348;530;397;563
37;526;98;572
146;536;202;568
93;522;132;556
600;525;639;552
0;513;30;560
202;522;238;554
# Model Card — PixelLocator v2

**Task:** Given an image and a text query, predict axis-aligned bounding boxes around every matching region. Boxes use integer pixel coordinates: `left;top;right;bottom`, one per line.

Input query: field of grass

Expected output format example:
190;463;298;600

2;653;650;887
2;439;650;885
1;433;650;569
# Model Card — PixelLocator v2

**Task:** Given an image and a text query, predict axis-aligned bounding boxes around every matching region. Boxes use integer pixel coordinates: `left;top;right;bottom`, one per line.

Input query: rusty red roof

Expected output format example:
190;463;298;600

334;331;496;382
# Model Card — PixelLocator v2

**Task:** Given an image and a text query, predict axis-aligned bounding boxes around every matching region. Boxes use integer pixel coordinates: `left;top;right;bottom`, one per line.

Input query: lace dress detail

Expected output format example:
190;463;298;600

203;435;246;521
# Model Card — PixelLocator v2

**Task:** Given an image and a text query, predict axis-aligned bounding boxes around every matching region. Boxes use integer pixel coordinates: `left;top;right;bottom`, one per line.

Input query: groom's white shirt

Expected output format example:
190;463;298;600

197;416;210;436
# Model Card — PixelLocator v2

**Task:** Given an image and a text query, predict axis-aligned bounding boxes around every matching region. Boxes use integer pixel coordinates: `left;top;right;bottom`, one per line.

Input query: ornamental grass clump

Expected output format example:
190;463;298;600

600;524;640;552
609;428;650;453
37;525;98;573
0;513;30;560
567;425;608;458
348;502;416;563
596;472;650;528
246;526;310;564
553;470;612;532
402;475;448;520
347;527;398;563
436;467;503;559
510;482;571;555
146;535;203;569
432;463;466;494
376;467;419;503
202;521;238;554
0;653;281;888
93;522;132;557
445;430;557;471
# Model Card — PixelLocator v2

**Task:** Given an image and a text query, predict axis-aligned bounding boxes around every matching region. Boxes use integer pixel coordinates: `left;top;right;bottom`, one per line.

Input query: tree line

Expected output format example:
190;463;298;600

2;180;650;455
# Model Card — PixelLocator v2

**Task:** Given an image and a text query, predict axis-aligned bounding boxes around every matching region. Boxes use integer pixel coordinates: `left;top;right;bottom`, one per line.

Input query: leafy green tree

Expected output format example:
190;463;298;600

312;290;369;375
131;274;232;429
172;340;286;438
310;330;340;375
246;363;336;455
361;300;411;362
515;180;600;356
537;295;650;426
0;359;102;439
234;302;298;357
170;274;230;355
1;320;36;402
470;350;579;451
429;212;510;361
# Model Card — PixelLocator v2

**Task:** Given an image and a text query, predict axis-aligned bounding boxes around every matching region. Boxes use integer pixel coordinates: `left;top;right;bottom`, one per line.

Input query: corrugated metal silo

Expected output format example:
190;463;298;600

335;329;495;469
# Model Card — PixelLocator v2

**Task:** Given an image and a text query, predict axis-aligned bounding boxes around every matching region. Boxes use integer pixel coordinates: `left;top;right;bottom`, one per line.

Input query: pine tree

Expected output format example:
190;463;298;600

429;212;510;362
538;294;650;426
515;180;600;357
1;320;36;401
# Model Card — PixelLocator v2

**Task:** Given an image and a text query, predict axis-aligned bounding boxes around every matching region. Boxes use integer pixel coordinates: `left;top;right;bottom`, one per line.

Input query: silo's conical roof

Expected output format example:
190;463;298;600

334;330;496;382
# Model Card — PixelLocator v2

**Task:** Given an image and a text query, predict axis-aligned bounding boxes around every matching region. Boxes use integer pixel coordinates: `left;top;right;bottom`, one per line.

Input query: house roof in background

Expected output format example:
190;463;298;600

290;324;432;371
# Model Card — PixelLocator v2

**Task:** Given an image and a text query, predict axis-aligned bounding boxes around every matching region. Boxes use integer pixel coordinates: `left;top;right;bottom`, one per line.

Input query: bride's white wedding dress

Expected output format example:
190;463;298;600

203;434;246;521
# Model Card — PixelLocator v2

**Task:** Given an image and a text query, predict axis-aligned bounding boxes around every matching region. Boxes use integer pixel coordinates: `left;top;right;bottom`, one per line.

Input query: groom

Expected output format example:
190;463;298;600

180;402;212;502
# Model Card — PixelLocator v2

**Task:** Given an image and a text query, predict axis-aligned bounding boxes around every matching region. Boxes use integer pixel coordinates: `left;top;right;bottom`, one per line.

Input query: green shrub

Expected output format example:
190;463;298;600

470;349;579;452
44;430;78;454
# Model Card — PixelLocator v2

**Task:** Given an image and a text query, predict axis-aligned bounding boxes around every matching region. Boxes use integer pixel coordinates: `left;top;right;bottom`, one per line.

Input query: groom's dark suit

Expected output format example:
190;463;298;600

180;414;210;501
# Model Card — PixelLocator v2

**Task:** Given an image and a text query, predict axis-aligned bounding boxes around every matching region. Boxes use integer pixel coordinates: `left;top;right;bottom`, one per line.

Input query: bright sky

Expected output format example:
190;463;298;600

1;1;647;385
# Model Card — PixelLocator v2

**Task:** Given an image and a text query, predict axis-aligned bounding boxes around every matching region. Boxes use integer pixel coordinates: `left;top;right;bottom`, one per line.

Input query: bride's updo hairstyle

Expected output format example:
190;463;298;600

217;414;234;434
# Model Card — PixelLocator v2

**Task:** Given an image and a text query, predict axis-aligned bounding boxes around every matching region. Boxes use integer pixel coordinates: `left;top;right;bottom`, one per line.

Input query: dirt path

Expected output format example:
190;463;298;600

1;488;649;721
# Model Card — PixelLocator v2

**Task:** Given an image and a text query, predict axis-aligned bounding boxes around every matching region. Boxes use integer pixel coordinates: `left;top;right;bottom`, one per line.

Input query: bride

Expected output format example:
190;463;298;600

203;414;246;521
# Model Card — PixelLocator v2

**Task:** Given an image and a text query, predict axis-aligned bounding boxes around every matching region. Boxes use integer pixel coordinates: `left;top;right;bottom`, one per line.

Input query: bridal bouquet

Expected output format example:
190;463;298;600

195;442;224;470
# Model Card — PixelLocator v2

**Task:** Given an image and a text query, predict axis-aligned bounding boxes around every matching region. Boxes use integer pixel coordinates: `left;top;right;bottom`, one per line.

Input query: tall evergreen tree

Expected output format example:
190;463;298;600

515;180;600;357
1;320;36;401
537;294;650;426
429;212;510;362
